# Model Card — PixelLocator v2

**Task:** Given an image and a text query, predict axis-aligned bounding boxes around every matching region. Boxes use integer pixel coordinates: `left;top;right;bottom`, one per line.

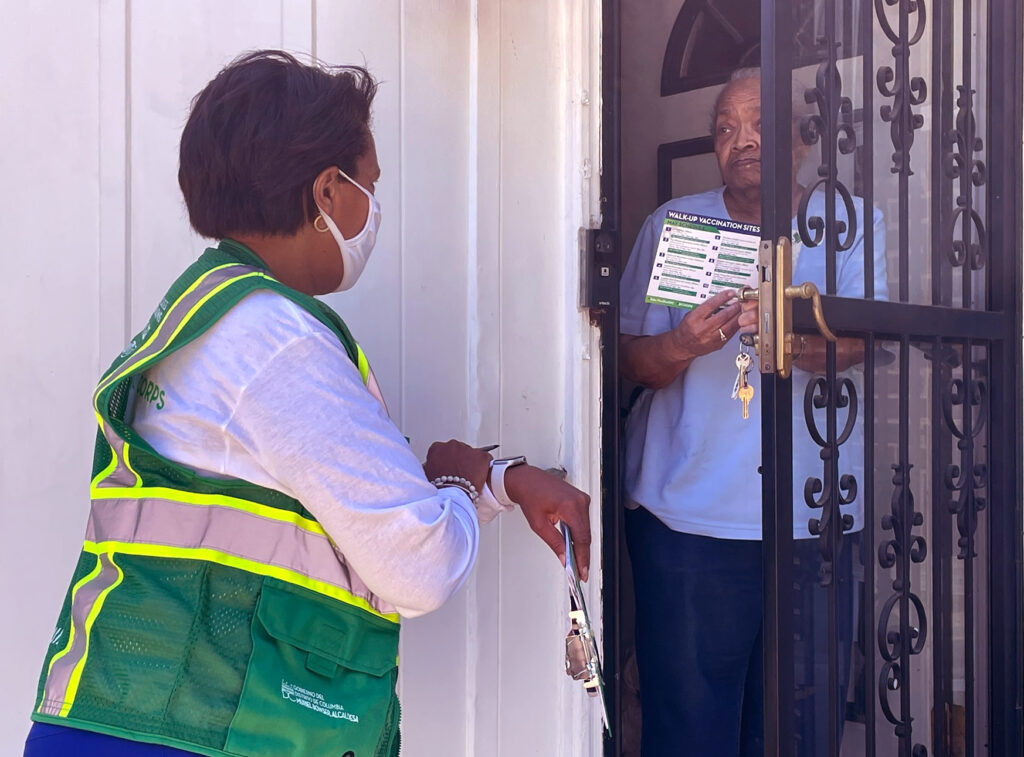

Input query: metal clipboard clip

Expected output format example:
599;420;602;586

561;521;610;736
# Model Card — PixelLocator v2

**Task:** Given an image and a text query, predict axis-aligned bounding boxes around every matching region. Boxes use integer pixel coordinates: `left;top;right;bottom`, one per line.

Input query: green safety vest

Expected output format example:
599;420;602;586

32;239;401;757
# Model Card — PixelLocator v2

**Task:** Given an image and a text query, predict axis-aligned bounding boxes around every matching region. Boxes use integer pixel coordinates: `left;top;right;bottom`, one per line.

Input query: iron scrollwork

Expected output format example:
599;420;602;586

796;19;861;601
941;358;988;558
877;461;929;757
875;0;928;177
875;2;930;752
803;376;859;585
945;86;987;271
797;43;859;254
942;0;988;306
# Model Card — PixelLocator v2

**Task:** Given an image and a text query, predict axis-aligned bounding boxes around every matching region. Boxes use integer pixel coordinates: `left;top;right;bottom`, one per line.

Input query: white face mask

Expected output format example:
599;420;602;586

315;169;382;292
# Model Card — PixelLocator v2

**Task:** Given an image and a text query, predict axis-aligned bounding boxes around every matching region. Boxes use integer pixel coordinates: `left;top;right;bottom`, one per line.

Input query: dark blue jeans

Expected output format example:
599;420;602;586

625;506;854;757
24;723;198;756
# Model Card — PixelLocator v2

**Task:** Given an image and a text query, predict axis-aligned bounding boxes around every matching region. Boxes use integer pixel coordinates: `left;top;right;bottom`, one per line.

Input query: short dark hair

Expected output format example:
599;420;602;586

178;50;378;238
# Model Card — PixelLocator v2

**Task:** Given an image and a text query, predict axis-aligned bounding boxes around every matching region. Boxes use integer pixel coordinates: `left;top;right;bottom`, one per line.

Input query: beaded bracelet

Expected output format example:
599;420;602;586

431;475;480;504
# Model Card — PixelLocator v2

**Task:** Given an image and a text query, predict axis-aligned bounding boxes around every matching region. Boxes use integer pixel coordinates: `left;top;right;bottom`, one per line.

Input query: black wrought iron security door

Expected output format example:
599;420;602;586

757;1;1022;755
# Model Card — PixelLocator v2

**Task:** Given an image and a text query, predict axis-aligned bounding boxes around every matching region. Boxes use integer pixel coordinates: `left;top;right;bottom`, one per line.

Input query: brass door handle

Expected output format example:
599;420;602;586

784;282;838;343
738;239;838;378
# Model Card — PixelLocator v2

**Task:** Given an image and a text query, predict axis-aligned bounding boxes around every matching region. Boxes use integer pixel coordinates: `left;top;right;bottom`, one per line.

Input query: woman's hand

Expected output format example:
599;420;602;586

668;289;743;359
424;439;491;494
738;297;758;333
503;465;592;580
620;290;742;390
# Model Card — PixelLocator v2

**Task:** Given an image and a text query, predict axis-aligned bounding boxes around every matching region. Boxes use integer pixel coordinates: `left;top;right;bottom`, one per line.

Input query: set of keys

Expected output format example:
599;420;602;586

731;351;754;419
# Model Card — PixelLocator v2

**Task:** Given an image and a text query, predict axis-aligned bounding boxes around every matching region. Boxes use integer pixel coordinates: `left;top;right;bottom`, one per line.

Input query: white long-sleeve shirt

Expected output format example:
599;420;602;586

131;290;505;617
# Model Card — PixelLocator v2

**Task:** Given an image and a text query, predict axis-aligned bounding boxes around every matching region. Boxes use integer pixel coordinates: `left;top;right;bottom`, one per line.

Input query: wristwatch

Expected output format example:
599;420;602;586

489;456;527;507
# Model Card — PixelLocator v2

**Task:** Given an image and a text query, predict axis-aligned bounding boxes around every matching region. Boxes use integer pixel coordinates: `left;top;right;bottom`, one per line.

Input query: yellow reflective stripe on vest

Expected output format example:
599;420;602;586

357;345;389;413
90;417;121;489
356;346;371;384
37;552;124;717
120;442;144;488
93;265;267;410
92;418;142;490
85;496;399;623
82;541;398;624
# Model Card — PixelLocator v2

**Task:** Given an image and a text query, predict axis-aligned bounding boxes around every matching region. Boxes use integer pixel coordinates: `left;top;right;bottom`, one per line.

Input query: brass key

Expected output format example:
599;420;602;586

738;382;754;419
734;352;754;419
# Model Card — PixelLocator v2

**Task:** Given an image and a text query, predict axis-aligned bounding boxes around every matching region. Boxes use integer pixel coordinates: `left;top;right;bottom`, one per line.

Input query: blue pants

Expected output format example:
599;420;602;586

24;723;198;756
625;506;853;757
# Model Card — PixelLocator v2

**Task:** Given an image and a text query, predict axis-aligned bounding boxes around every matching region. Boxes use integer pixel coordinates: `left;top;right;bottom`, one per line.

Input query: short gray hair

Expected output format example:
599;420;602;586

709;67;815;134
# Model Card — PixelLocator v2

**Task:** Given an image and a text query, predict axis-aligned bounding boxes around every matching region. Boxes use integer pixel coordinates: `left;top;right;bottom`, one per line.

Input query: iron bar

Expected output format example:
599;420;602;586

826;340;840;757
800;362;858;755
794;5;859;752
896;0;909;305
931;0;953;309
897;335;913;757
825;0;838;295
984;3;1024;753
863;0;876;300
960;0;972;307
875;0;927;303
944;0;988;310
863;332;877;757
792;297;1001;340
928;3;956;748
938;340;988;757
877;336;928;757
761;1;796;753
962;341;977;757
929;335;955;757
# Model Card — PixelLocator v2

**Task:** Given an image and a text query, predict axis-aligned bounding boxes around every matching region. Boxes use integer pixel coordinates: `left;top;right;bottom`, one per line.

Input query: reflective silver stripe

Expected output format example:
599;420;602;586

95;264;260;404
38;554;121;716
93;264;260;489
85;497;396;618
95;424;138;489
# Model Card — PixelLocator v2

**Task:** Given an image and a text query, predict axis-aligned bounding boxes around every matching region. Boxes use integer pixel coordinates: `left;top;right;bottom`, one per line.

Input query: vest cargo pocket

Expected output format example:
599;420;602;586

224;579;400;757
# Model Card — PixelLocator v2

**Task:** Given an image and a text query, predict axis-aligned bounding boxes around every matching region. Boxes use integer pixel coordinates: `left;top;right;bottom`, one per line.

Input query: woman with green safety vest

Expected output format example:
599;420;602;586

25;50;591;757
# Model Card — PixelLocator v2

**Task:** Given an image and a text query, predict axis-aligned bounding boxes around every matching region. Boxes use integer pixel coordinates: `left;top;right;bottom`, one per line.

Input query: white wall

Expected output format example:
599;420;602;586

0;1;605;755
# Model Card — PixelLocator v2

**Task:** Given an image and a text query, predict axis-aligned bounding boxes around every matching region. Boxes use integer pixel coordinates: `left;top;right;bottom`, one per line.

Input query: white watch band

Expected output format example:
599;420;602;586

490;456;526;507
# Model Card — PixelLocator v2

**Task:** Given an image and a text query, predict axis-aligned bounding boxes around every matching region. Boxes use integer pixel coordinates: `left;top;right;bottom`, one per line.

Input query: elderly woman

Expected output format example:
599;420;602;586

25;50;590;757
619;68;886;756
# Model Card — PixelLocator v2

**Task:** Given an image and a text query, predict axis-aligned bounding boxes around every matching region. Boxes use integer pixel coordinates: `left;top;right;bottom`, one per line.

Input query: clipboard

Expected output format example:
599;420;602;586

561;521;610;736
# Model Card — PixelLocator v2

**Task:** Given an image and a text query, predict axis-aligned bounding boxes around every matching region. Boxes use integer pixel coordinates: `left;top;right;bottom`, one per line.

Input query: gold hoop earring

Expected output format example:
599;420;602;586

314;214;330;233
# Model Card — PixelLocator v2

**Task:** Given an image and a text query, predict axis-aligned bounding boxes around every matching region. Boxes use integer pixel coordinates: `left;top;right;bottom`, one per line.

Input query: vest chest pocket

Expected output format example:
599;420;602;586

224;579;400;757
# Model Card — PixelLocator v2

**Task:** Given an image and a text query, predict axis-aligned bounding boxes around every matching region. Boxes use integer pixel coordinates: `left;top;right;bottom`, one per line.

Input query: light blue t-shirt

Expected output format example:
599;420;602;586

620;186;888;540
